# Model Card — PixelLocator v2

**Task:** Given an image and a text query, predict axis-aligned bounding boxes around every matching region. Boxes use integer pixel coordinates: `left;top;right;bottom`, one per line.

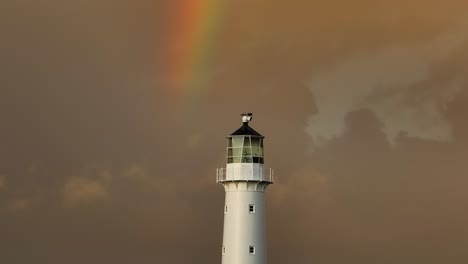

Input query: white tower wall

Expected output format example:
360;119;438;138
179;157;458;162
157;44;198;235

221;182;269;264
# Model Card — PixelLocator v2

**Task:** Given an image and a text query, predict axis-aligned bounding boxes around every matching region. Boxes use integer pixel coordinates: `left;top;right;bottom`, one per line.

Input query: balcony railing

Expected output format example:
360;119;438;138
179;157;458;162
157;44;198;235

216;168;274;183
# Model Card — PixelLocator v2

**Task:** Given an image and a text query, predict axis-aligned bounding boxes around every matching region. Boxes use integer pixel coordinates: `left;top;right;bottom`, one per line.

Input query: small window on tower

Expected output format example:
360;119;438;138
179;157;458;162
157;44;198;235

222;246;226;255
224;205;228;214
249;204;255;213
249;245;255;255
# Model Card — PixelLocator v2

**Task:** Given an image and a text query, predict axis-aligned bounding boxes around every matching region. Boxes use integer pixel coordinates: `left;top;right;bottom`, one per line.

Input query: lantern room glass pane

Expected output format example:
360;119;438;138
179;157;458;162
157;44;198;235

242;148;251;156
251;137;263;158
243;137;251;147
242;157;253;163
241;136;252;163
251;138;260;147
231;137;244;148
227;136;264;164
252;147;262;158
232;147;242;157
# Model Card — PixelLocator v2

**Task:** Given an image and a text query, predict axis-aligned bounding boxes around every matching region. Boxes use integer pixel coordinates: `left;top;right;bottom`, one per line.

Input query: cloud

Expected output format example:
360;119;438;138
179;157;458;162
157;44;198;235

63;172;111;208
306;27;467;147
61;163;194;210
120;163;198;197
271;167;330;206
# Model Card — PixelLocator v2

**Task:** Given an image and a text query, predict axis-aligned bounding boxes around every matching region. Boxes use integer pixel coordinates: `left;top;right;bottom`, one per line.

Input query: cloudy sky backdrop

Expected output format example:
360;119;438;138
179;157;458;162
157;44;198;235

1;1;468;263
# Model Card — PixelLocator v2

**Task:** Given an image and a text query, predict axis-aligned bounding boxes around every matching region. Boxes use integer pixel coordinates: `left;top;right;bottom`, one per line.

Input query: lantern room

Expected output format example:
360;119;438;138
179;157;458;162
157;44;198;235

226;113;264;164
217;113;273;183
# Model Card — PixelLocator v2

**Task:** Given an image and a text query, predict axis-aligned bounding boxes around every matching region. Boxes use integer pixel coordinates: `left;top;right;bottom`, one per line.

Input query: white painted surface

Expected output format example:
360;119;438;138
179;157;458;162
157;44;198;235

221;181;270;264
242;115;252;123
225;163;264;181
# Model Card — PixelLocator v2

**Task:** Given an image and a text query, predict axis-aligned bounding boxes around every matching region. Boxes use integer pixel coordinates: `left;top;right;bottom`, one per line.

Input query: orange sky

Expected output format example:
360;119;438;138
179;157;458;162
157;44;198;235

1;1;468;263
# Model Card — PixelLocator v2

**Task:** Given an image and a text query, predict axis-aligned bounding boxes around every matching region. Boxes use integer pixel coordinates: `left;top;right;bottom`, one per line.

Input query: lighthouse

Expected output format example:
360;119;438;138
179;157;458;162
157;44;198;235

216;113;273;264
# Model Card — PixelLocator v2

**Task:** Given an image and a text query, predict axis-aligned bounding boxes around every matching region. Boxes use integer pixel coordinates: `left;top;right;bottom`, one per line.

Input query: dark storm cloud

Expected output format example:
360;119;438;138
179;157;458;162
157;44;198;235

1;1;468;264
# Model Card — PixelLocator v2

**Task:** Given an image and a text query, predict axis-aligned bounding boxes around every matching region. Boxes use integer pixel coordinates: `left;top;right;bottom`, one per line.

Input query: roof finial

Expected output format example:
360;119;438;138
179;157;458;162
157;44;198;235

241;112;253;124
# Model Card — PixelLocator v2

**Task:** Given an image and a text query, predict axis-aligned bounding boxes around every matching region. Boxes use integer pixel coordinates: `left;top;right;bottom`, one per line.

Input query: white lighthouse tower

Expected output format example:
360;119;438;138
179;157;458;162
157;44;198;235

217;113;273;264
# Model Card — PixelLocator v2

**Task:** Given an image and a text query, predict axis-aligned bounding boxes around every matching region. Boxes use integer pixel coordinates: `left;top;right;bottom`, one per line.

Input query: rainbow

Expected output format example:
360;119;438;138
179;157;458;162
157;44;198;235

165;0;225;103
